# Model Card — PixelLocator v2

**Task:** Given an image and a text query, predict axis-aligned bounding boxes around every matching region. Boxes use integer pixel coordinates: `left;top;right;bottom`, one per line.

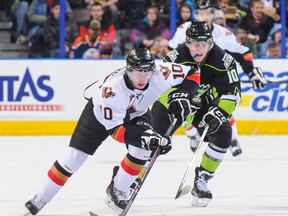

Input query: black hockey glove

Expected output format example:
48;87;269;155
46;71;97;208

167;89;191;124
248;67;267;89
198;106;228;135
141;129;172;155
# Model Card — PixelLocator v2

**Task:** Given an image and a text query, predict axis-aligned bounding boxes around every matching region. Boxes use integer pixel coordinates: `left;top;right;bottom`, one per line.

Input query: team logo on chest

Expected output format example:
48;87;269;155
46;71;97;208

127;93;144;113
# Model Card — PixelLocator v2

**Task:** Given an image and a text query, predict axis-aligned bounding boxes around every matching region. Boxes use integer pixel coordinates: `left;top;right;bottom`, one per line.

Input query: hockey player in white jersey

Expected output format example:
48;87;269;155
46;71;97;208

24;48;199;215
169;0;267;157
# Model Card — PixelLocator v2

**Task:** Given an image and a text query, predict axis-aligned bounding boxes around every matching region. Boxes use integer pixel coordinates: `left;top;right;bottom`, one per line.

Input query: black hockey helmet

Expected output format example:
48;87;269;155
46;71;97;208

195;0;215;10
126;48;156;72
186;20;213;44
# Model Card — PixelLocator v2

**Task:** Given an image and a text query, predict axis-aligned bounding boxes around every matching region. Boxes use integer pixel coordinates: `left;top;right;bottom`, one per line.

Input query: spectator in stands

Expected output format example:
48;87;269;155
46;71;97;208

43;0;79;57
94;0;118;26
27;0;49;57
266;42;281;58
176;0;195;26
78;2;121;57
177;3;193;27
10;0;30;44
236;25;258;57
239;0;274;44
259;23;288;57
70;20;107;58
213;9;226;27
261;0;280;22
216;0;246;31
145;0;170;27
27;0;73;57
129;6;170;50
149;37;169;59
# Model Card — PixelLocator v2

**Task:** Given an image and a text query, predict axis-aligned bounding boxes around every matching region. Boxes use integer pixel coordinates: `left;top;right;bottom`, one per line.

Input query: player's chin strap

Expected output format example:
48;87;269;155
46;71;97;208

83;80;99;100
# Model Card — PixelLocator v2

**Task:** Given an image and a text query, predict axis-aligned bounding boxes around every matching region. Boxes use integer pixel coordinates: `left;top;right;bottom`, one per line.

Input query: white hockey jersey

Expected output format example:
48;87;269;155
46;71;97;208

169;22;249;54
92;62;192;130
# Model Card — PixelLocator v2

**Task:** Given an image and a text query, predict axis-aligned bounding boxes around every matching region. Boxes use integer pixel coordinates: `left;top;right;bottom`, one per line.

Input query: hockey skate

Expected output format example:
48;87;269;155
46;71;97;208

191;167;213;207
24;194;46;215
230;139;242;157
189;133;200;152
105;166;129;214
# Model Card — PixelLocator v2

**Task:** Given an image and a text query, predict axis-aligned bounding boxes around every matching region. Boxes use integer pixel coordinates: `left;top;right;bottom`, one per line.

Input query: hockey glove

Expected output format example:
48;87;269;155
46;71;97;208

167;89;192;124
141;130;172;155
198;106;228;135
248;67;267;89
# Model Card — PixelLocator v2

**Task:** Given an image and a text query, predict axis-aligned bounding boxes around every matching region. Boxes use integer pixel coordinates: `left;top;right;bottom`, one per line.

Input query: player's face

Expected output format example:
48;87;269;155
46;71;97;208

128;69;153;89
195;9;213;27
186;40;210;63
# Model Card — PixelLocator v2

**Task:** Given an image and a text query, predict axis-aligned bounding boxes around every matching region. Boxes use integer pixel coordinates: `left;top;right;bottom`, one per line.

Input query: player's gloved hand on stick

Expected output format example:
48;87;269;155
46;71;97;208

248;67;267;89
167;89;192;124
198;106;228;135
141;129;172;154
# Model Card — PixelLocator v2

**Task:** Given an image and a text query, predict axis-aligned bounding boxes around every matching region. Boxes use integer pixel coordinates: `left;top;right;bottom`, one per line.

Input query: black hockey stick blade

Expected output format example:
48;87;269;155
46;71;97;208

119;118;177;216
89;211;98;216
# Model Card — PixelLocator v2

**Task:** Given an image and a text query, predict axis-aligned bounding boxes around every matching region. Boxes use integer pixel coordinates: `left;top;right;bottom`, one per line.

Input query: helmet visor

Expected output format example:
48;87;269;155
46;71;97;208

186;39;211;50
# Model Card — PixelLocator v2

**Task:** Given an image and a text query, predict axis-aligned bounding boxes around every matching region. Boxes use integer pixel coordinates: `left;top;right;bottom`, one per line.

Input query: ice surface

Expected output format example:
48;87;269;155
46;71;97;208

0;135;287;216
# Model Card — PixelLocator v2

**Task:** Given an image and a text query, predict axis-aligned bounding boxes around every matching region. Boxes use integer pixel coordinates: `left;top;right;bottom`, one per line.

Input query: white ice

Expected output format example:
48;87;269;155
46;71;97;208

0;135;287;216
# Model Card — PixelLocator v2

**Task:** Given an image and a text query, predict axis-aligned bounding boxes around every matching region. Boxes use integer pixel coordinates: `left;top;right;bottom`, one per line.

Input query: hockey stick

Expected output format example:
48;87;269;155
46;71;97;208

241;79;288;84
119;118;178;216
175;125;209;200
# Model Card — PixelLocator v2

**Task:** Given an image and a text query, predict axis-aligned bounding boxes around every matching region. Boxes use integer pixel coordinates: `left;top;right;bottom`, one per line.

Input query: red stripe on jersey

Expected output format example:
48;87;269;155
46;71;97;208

243;52;253;61
121;160;141;176
48;169;66;186
186;71;200;84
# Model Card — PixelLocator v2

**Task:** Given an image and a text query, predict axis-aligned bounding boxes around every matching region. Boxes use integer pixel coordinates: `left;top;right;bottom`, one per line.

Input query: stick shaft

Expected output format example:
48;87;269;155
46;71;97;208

120;118;177;216
175;125;209;199
241;79;288;84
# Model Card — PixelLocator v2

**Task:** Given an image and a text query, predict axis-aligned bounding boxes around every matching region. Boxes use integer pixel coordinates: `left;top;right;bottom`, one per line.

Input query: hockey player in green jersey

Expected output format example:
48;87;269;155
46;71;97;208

151;20;241;207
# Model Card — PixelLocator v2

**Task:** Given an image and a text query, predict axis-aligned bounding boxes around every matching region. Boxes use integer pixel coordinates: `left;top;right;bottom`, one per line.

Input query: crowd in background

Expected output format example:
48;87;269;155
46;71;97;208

0;0;287;59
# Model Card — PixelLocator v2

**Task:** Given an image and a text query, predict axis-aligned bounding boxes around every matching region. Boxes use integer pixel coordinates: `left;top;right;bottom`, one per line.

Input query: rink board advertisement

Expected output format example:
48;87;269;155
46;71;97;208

0;59;287;135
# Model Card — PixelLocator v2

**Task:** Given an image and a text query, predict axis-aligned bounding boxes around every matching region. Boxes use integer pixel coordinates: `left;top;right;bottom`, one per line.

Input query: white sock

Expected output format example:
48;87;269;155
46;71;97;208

37;176;63;204
114;166;137;194
186;125;199;137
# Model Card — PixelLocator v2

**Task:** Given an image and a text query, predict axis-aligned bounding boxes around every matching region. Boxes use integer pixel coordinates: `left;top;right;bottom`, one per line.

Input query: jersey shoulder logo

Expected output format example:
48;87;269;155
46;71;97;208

102;86;116;98
167;50;179;62
222;53;233;69
159;65;171;80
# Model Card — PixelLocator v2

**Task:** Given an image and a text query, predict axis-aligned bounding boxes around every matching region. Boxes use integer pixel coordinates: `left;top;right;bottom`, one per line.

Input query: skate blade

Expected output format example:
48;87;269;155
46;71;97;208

191;195;211;207
104;195;122;215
